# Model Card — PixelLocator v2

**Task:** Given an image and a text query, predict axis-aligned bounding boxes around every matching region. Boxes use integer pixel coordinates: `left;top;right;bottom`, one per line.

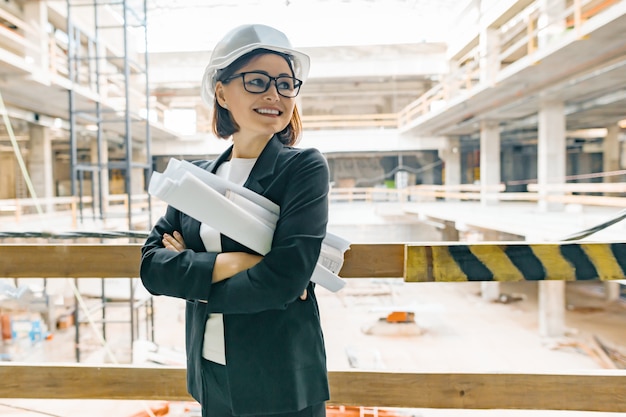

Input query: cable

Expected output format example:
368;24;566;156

0;402;65;417
560;208;626;241
0;230;149;240
507;169;626;186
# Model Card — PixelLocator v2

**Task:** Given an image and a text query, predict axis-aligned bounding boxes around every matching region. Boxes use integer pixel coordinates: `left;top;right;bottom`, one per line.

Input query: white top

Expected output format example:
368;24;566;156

200;157;257;365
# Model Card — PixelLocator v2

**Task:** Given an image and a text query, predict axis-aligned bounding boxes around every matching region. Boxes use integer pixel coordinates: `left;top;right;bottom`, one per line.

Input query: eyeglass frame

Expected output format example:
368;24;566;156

222;71;303;98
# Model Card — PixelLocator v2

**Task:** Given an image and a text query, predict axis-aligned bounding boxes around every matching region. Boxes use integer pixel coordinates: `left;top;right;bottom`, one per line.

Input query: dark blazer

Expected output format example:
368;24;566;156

140;136;330;415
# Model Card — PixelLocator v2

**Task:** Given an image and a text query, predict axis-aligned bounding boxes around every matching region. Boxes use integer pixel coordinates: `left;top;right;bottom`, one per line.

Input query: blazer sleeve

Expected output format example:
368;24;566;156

205;148;330;314
140;204;218;302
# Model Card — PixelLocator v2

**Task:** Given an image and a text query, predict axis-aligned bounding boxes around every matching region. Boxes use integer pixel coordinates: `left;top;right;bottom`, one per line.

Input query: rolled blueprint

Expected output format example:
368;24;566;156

150;171;274;255
149;159;348;292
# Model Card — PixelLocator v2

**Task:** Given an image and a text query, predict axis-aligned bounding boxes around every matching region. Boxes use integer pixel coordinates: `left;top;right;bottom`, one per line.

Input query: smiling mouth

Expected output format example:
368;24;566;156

255;108;282;116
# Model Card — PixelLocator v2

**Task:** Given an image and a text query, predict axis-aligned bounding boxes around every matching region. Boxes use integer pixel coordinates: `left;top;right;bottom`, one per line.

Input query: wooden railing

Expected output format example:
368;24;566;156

0;243;625;411
302;113;398;129
329;183;626;207
0;194;155;226
1;185;623;229
0;196;86;227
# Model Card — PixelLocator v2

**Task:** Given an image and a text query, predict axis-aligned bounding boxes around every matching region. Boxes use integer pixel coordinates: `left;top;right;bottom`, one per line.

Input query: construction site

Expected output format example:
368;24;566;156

1;0;626;416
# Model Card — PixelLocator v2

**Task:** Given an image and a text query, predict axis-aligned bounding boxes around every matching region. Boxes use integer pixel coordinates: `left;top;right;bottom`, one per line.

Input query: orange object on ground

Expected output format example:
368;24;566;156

125;401;169;417
385;311;415;323
327;405;409;417
1;315;11;340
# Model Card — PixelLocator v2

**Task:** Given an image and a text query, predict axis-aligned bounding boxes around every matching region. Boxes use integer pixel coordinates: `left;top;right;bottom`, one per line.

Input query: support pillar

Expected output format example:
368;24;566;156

502;146;516;188
538;281;565;337
481;282;500;302
416;151;437;185
90;139;109;218
479;27;500;86
537;99;566;212
23;1;49;76
439;137;461;202
480;121;500;206
605;282;621;302
442;221;460;241
28;124;54;213
481;229;501;301
603;124;621;182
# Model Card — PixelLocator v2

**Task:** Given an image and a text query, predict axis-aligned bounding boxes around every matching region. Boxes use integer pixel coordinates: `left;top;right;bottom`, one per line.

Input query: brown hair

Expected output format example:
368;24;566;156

211;49;302;146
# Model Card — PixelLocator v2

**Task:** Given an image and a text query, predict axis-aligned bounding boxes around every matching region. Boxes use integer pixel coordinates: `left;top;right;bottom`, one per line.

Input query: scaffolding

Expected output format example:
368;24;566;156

66;0;152;230
64;0;154;362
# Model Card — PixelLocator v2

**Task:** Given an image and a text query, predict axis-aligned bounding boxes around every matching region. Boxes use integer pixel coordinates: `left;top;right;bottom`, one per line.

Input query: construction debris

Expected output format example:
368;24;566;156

495;293;526;304
594;335;626;369
551;335;625;369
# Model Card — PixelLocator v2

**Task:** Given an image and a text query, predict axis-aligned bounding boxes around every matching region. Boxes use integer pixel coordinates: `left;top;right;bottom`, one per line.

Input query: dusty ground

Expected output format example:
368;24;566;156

2;279;625;417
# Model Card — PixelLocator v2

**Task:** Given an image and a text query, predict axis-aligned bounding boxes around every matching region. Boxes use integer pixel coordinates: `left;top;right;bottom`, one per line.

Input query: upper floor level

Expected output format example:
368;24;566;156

0;0;623;160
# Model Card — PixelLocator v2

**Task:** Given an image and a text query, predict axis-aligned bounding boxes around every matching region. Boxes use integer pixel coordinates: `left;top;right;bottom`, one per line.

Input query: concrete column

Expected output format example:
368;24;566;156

441;220;460;241
605;282;621;302
481;229;501;301
537;0;567;48
537;99;566;212
416;151;437;185
90;139;109;216
603;124;621;182
479;27;500;86
132;148;148;195
23;1;49;75
538;281;565;337
481;282;500;302
28;124;54;212
501;146;516;187
439;137;461;202
480;121;500;206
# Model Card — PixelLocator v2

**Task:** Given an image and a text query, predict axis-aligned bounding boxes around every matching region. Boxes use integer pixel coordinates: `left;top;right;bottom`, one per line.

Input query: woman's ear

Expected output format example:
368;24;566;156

215;82;228;109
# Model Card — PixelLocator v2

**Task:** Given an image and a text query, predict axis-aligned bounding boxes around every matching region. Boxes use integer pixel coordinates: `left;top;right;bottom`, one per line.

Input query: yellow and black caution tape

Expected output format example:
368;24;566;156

405;242;626;282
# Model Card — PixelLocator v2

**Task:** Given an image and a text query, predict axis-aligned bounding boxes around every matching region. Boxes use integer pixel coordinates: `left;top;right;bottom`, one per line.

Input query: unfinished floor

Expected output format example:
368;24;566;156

2;278;625;417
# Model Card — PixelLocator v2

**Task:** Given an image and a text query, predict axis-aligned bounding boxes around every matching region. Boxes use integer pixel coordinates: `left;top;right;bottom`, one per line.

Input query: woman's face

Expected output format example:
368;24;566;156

216;53;296;140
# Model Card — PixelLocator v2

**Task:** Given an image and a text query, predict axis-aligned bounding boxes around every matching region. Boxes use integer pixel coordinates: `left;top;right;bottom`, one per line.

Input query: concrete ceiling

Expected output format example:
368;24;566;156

0;0;624;157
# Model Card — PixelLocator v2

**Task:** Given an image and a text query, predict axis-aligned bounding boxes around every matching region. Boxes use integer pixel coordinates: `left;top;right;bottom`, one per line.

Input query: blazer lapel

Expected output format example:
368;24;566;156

183;146;233;250
205;145;233;173
244;136;282;195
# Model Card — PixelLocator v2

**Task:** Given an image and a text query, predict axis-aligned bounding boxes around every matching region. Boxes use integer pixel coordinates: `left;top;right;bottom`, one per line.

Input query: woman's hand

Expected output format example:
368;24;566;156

213;252;263;283
163;231;186;252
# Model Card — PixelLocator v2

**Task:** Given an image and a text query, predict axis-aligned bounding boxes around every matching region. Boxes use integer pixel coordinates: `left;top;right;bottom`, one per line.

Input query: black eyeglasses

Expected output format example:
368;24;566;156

224;71;302;98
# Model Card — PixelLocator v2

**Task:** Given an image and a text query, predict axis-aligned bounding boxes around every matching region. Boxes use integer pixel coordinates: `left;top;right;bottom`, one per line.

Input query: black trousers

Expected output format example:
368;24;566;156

200;358;326;417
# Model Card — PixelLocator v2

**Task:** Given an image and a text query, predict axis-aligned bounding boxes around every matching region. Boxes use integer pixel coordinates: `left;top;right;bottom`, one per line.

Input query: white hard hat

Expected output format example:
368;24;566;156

201;24;310;106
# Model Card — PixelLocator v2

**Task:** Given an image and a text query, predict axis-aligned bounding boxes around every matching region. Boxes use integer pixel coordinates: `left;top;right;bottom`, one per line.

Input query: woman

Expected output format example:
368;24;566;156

140;24;330;417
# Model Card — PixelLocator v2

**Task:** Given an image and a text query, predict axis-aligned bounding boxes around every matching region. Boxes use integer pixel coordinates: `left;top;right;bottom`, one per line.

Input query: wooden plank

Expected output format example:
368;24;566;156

0;244;405;279
3;242;626;282
1;364;625;412
0;244;142;278
0;364;189;401
329;370;626;412
405;242;626;282
339;243;405;278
